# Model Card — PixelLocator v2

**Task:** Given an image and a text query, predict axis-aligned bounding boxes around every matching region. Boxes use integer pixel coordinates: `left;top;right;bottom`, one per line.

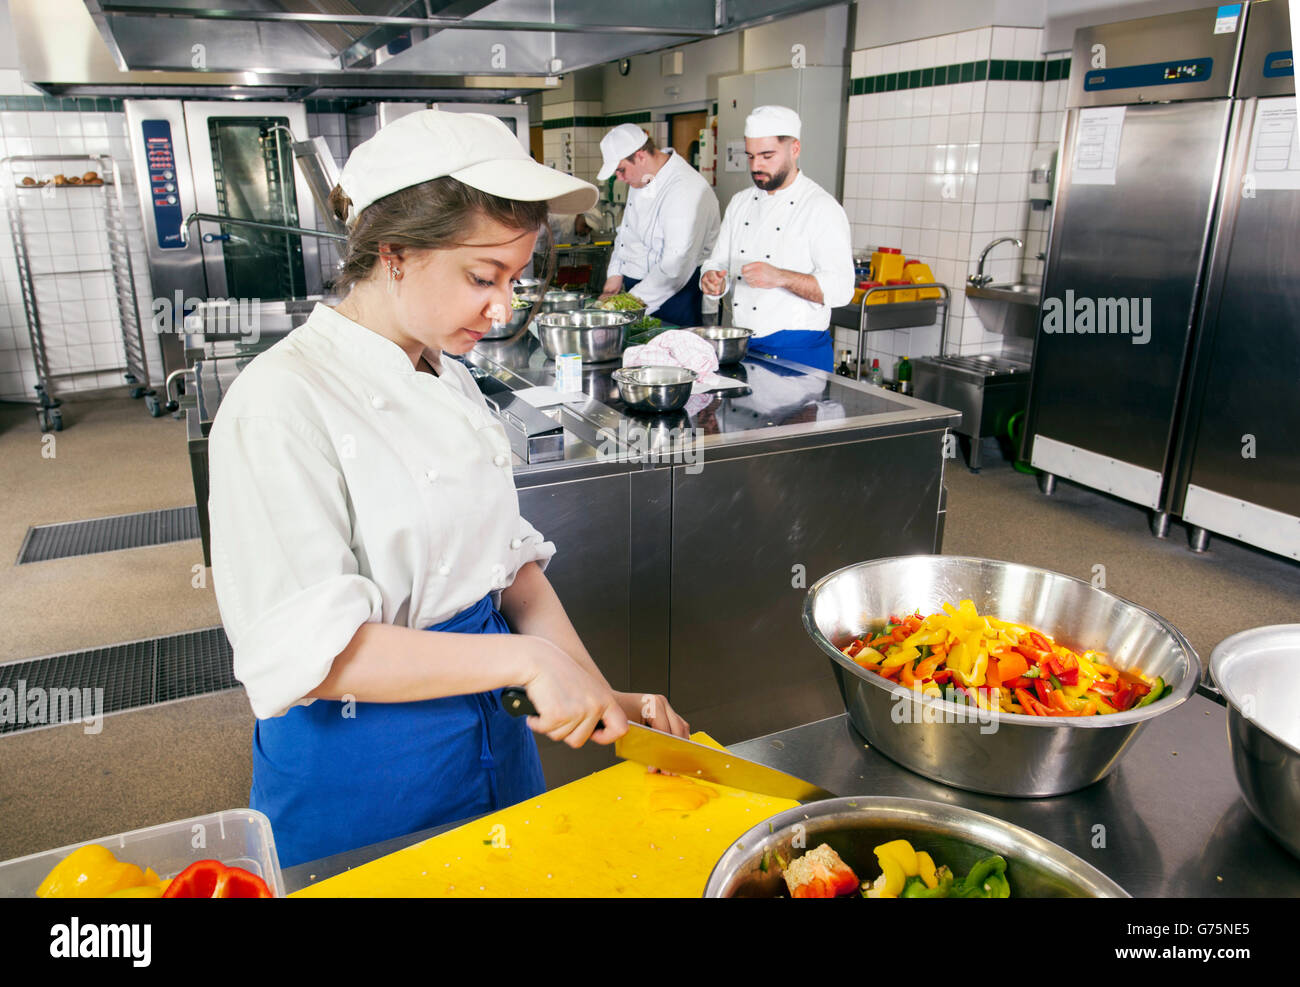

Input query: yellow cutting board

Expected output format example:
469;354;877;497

292;733;798;898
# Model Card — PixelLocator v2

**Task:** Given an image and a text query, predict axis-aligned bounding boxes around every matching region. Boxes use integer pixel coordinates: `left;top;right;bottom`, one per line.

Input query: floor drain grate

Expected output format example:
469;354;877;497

0;627;237;736
16;506;201;564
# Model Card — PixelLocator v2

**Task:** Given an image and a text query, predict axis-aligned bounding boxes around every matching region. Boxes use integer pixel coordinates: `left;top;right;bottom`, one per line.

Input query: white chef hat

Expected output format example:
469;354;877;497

596;123;650;181
339;109;597;226
744;105;802;140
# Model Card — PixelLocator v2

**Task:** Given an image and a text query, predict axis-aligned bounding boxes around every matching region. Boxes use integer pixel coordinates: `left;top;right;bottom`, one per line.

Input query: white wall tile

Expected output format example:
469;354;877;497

934;33;957;65
1013;27;1042;61
991;27;1017;60
916;36;937;68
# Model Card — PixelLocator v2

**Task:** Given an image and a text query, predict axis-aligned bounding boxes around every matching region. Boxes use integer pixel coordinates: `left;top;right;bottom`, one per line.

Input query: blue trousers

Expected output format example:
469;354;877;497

748;329;834;372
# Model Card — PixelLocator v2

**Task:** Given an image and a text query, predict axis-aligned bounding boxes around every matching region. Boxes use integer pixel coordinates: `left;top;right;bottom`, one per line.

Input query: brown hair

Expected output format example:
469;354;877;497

328;178;550;294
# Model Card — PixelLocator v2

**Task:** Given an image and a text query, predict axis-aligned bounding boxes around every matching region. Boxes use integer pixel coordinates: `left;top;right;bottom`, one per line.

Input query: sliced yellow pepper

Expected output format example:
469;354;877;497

915;851;938;889
36;844;164;898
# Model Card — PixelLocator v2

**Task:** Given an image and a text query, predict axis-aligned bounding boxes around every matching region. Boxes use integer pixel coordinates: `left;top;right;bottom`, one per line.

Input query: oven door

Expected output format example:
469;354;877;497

182;102;321;302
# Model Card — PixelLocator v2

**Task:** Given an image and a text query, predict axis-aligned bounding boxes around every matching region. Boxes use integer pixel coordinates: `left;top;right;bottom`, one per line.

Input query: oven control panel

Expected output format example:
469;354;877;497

141;119;184;249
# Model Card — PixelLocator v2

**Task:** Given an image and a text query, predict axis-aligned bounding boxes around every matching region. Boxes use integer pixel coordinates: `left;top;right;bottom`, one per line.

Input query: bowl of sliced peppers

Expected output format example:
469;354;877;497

803;556;1199;797
704;797;1128;897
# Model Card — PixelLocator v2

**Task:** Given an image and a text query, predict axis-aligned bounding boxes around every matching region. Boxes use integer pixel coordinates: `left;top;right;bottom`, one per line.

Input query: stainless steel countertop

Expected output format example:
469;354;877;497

282;695;1300;897
184;329;961;475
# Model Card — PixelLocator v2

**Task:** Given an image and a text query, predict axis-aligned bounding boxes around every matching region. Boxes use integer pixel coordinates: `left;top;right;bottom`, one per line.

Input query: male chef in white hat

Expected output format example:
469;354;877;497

699;105;854;371
597;123;720;326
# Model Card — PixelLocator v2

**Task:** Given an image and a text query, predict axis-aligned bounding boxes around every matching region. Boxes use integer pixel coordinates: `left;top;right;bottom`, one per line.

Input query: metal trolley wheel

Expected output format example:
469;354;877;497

38;406;63;432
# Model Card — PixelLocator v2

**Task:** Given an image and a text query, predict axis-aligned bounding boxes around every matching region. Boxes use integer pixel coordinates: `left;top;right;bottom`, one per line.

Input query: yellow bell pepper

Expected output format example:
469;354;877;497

915;851;939;890
36;844;164;898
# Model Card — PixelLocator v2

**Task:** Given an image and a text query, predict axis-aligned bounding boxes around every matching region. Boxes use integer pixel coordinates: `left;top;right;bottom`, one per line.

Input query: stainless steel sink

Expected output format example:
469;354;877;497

965;282;1041;340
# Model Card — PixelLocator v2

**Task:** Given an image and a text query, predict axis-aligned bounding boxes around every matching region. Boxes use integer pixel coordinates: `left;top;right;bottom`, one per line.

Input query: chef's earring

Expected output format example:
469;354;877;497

386;262;402;294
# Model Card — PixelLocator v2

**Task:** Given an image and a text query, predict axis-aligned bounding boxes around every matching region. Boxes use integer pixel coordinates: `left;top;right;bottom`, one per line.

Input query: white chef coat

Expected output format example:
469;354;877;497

699;171;855;334
606;150;720;314
207;303;555;720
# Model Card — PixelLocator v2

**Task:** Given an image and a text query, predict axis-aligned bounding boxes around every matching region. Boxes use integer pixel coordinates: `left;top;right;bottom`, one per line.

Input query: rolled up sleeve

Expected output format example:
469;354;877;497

809;199;856;309
209;411;383;719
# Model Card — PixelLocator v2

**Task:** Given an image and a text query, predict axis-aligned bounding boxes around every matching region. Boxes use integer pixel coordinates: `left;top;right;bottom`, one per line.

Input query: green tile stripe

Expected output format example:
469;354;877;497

542;115;608;130
603;110;652;127
851;57;1069;96
0;95;125;112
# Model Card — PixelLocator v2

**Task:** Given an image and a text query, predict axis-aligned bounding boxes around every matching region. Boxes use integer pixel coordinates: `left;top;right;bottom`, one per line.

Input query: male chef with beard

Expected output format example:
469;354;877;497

699;105;854;371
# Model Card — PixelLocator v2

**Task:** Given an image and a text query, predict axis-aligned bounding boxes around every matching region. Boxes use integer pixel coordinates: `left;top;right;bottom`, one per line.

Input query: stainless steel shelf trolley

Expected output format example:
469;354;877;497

2;153;155;431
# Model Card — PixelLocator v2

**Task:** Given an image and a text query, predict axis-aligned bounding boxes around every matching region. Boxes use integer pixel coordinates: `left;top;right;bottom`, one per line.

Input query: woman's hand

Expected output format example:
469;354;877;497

519;636;628;748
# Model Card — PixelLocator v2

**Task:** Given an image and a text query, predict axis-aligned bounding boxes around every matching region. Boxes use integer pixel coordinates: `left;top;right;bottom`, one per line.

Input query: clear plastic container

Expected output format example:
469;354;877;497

0;808;284;898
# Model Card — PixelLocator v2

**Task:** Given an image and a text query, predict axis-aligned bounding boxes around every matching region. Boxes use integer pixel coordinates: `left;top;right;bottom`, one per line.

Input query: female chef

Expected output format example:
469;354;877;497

208;110;689;868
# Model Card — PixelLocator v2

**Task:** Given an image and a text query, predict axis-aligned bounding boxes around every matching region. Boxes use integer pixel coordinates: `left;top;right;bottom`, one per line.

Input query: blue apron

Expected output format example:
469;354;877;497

623;269;704;327
250;594;546;868
748;329;834;373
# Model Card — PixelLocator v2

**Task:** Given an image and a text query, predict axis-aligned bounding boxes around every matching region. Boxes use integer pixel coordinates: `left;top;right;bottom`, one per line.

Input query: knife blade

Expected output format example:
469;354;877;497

500;687;836;802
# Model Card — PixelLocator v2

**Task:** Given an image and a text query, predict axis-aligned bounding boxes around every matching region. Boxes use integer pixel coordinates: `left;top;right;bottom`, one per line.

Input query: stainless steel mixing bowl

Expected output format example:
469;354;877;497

704;796;1128;897
690;326;754;364
534;310;632;363
586;300;647;324
612;365;697;413
1209;624;1300;860
802;555;1199;797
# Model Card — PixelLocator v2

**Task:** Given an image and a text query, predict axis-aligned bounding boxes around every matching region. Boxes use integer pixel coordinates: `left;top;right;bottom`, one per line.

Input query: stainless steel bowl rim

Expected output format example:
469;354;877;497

691;326;755;339
613;366;699;384
535;311;635;327
703;796;1130;897
803;554;1199;731
1208;623;1300;756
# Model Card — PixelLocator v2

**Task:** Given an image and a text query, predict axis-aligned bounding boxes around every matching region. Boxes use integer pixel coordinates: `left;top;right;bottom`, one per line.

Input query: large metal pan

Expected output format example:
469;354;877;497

1209;624;1300;860
802;555;1199;797
704;796;1128;897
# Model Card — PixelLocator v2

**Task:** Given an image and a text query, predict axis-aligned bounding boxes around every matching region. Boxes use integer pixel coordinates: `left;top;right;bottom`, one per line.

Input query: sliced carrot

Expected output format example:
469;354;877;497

996;651;1028;681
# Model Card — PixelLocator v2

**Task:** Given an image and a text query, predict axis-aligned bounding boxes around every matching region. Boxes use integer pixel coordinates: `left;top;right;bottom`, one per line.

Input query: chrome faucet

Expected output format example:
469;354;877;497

968;237;1024;287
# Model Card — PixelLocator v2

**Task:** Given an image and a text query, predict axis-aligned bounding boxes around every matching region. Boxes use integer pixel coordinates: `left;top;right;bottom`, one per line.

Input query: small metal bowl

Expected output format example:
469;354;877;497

691;326;754;364
534;310;633;363
540;290;588;314
612;365;698;413
704;797;1128;897
1210;625;1300;860
803;555;1199;798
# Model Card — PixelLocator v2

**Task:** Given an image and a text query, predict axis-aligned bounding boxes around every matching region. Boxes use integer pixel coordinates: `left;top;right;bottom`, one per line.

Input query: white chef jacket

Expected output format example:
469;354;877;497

207;303;555;720
699;171;855;334
606;150;720;314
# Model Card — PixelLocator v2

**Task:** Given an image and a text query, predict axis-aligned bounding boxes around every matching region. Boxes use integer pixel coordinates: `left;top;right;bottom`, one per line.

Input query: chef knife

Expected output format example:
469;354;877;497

501;687;835;802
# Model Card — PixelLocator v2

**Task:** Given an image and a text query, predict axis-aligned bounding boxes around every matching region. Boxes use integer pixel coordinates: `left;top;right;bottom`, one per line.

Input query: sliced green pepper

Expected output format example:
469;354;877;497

899;868;955;898
1134;677;1165;708
950;855;1011;898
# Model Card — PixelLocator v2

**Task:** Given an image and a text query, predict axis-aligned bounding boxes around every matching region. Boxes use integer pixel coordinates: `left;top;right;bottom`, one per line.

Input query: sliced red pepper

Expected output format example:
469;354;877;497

1045;655;1065;678
932;669;953;684
1034;677;1052;704
1056;666;1079;687
1029;631;1052;652
1014;687;1042;715
1089;679;1118;697
1003;676;1031;690
163;860;272;899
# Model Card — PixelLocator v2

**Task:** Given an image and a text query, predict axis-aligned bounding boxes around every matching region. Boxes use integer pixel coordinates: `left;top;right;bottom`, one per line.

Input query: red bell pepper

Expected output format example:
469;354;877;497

1034;677;1052;704
932;669;953;684
162;860;273;899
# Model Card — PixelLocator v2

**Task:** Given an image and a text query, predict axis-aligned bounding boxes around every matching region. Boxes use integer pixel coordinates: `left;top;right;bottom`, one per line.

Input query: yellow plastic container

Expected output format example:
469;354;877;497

886;279;916;303
904;259;942;300
861;281;887;305
870;247;905;284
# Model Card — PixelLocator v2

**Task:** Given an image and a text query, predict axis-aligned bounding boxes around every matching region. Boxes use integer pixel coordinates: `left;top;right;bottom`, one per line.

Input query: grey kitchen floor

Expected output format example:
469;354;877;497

1;396;1297;862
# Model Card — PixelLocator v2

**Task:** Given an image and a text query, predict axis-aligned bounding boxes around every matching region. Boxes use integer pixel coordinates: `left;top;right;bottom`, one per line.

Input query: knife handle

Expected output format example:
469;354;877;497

501;687;537;718
501;687;609;730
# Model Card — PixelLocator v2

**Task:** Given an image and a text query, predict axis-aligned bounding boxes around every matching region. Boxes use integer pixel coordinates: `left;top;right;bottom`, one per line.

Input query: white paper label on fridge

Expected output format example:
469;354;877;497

1213;3;1241;34
724;139;747;173
1245;99;1300;191
1072;106;1126;186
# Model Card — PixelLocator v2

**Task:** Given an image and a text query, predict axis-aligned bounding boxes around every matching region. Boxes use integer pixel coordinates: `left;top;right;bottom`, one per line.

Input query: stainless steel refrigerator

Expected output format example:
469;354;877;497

1022;4;1246;532
1166;0;1299;560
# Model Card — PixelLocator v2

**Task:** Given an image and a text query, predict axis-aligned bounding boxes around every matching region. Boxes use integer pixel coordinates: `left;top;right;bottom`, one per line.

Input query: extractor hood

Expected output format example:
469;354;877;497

37;0;844;89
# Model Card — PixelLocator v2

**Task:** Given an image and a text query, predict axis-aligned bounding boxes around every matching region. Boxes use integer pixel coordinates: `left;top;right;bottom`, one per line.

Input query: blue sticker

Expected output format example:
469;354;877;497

1216;3;1242;15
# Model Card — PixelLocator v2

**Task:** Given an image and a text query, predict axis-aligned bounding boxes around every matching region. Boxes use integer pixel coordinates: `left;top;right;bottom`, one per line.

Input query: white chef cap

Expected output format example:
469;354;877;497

744;105;802;140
